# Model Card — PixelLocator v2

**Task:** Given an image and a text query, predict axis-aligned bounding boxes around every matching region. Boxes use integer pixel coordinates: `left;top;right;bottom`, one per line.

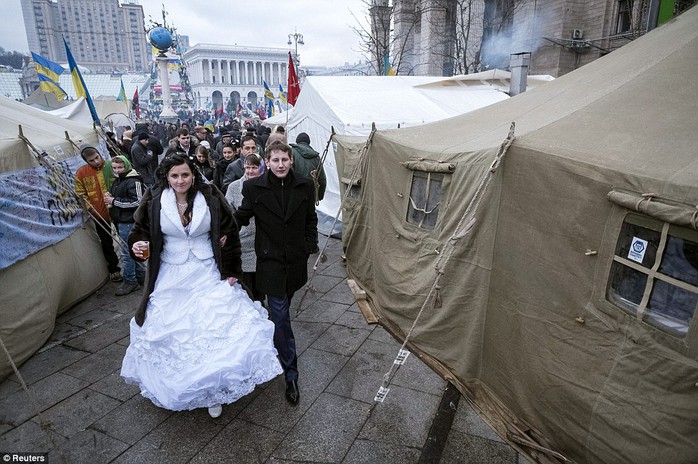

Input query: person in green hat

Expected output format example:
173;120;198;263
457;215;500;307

103;155;146;295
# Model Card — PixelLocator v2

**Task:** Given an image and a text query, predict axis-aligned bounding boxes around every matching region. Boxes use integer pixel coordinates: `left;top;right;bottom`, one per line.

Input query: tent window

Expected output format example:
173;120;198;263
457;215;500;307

607;214;698;337
407;171;443;230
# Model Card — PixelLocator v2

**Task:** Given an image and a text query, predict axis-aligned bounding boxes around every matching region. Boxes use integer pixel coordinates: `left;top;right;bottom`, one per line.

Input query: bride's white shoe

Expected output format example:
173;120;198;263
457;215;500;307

208;404;223;418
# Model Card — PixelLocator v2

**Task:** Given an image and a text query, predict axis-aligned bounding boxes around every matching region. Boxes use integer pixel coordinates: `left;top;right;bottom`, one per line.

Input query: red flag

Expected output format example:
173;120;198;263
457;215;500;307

287;52;300;106
132;87;140;119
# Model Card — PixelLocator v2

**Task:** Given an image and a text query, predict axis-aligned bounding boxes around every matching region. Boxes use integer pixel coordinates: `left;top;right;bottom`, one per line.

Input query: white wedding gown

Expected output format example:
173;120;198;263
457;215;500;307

121;189;282;410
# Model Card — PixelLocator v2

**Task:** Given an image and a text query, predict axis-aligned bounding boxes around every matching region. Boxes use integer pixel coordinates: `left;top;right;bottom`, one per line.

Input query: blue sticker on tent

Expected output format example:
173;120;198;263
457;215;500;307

628;237;647;263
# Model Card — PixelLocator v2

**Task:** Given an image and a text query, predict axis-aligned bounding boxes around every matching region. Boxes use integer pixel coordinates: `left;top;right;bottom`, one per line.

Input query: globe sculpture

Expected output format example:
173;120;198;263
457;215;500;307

148;27;177;121
148;27;173;55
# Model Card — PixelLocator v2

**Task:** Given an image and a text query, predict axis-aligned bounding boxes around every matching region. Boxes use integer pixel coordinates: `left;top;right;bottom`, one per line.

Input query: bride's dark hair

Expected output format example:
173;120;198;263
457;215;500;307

156;154;208;224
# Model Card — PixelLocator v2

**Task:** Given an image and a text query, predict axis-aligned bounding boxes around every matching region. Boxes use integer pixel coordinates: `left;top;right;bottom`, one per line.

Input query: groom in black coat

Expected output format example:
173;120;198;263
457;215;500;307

233;140;318;405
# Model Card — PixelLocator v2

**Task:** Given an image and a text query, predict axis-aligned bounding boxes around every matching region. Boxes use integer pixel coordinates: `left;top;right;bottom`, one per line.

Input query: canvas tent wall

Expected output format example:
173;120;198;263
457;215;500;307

27;95;133;129
46;97;95;126
262;107;293;127
282;74;552;235
0;96;108;381
335;7;698;464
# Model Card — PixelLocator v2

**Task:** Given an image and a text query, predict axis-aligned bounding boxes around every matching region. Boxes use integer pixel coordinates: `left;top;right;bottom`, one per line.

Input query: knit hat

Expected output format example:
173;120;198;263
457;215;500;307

138;132;150;141
295;132;310;144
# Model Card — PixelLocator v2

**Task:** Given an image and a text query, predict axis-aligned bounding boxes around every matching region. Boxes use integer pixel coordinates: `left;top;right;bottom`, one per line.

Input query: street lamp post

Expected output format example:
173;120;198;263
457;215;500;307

287;28;304;68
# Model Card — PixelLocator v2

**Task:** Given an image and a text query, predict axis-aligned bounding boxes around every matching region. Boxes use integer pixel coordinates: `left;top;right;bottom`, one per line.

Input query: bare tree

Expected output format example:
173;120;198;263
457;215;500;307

351;0;391;75
450;0;484;74
424;0;526;75
351;0;420;75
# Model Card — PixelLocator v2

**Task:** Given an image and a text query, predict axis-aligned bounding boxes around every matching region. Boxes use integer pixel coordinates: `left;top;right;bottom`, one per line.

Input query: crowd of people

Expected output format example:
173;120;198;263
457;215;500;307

73;117;328;417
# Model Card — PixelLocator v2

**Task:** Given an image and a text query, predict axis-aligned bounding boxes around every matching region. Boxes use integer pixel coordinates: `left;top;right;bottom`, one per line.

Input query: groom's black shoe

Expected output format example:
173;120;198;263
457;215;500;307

285;380;300;405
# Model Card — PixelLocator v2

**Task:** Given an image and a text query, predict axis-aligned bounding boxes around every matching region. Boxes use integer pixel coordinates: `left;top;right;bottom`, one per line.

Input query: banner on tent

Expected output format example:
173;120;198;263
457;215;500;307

0;156;86;270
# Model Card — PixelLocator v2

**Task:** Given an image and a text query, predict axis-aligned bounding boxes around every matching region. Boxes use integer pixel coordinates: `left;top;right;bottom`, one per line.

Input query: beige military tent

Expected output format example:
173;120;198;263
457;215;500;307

334;6;698;464
0;96;108;381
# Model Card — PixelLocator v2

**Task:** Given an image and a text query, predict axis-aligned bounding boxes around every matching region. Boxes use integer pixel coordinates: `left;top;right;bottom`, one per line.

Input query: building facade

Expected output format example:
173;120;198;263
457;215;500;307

381;0;694;77
508;0;694;77
184;44;290;111
387;0;461;76
20;0;148;72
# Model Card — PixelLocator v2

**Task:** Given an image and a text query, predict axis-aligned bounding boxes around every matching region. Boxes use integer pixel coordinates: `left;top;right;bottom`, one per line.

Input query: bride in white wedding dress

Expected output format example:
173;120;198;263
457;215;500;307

121;154;282;417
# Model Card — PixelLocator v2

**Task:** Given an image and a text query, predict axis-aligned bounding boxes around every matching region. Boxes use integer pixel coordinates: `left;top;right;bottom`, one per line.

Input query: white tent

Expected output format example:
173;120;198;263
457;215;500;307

46;97;95;127
0;96;108;381
283;73;552;235
262;107;293;127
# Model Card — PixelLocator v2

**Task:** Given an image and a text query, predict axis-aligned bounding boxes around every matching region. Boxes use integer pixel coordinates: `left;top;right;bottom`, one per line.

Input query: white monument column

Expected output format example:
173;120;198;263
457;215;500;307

157;52;177;120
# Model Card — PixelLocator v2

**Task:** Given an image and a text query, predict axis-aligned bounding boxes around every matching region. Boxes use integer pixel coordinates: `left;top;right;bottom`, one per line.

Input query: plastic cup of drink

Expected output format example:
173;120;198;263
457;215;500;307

141;242;150;259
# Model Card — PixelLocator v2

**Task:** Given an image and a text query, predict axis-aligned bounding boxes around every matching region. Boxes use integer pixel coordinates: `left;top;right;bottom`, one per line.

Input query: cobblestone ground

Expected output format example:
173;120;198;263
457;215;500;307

1;237;527;463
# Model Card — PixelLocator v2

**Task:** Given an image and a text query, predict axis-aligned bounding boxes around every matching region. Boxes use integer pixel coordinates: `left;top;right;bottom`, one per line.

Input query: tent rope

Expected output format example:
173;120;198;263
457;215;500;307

311;129;335;207
369;123;517;416
18;127;94;224
294;125;376;316
407;196;440;215
634;192;656;211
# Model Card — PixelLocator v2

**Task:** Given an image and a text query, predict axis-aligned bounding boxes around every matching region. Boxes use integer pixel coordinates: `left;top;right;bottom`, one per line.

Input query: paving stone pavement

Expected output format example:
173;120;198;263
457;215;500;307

0;237;530;463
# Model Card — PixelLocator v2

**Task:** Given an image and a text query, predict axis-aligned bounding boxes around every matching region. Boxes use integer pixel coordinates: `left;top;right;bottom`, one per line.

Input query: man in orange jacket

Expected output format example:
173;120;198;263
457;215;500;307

74;144;122;281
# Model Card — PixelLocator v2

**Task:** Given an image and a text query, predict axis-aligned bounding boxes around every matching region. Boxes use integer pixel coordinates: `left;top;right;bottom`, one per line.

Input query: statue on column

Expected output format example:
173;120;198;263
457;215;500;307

148;26;178;122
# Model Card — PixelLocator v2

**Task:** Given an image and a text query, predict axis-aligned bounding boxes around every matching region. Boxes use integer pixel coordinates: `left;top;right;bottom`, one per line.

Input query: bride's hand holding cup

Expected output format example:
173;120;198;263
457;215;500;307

133;241;150;259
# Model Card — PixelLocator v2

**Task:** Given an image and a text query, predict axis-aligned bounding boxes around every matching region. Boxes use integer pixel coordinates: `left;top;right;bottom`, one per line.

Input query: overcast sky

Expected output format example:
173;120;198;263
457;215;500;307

0;0;370;67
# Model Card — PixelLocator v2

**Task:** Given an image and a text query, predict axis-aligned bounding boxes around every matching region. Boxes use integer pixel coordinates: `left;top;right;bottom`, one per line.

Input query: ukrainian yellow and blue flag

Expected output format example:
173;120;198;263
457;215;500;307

263;81;274;101
30;52;67;100
63;37;100;124
278;84;287;103
383;54;395;76
117;78;127;101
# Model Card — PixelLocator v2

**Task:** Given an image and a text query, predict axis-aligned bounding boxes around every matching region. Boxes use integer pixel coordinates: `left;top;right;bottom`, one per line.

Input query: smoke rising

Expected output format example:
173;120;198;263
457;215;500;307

480;4;542;70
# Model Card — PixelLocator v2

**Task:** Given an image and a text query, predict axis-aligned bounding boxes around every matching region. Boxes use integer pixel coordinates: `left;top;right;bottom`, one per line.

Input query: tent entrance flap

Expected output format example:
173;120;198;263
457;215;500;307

401;159;456;173
607;190;698;229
